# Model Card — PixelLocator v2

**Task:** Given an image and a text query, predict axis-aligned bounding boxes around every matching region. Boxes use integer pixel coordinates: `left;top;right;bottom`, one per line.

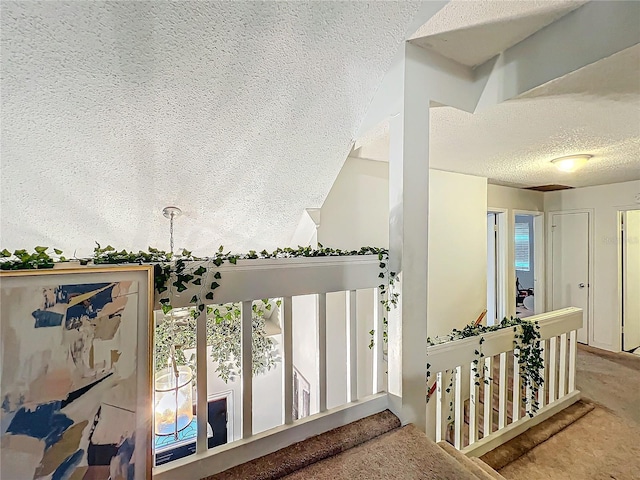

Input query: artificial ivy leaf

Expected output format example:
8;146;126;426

210;282;220;290
190;295;198;304
218;245;224;253
161;304;173;314
192;278;202;285
379;262;385;268
193;266;206;276
214;272;221;279
213;258;223;267
229;256;237;265
198;304;205;312
182;249;192;257
378;272;384;278
159;298;170;304
0;249;11;258
34;246;48;254
53;248;63;255
205;292;214;300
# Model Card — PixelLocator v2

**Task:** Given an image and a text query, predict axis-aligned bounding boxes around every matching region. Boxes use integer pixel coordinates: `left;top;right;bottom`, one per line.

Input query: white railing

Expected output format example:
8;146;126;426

153;256;388;480
425;307;583;457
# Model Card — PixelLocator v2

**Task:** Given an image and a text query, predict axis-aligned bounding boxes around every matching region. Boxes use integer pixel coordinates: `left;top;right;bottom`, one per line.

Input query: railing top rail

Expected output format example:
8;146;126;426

426;308;582;374
155;255;381;309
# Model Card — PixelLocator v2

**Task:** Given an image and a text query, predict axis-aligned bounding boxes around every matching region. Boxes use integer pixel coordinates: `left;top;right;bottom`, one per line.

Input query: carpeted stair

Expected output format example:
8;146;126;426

206;410;505;480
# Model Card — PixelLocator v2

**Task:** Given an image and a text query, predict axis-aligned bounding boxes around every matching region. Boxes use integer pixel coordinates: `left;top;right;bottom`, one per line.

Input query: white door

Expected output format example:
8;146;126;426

551;212;590;344
487;213;497;325
622;210;640;351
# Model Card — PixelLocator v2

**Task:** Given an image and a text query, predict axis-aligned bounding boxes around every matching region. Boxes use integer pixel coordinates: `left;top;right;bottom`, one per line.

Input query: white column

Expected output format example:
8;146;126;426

388;43;431;431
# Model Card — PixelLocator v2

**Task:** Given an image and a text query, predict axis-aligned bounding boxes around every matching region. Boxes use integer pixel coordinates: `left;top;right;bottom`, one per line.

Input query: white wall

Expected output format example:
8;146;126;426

427;170;488;338
544;180;640;352
319;158;489;340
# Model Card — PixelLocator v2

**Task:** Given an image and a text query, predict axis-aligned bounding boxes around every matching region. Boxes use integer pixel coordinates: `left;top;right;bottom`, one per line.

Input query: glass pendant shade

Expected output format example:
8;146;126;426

154;365;194;436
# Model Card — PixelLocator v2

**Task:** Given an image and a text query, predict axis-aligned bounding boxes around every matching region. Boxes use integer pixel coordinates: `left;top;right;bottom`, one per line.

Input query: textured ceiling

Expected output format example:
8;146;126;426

353;44;640;189
411;0;587;66
0;1;422;256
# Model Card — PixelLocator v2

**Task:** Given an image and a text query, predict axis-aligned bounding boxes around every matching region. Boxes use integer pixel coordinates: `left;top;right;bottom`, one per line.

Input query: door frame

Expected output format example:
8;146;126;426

547;209;594;345
488;207;508;323
513;210;545;315
618;208;640;352
208;390;234;444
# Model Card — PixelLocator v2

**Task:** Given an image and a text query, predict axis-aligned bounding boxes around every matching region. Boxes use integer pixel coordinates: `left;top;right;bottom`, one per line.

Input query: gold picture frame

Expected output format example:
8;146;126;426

0;265;154;480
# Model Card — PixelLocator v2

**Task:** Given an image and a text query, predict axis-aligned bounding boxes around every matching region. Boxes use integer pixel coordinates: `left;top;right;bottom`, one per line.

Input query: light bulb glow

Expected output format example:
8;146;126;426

551;154;592;172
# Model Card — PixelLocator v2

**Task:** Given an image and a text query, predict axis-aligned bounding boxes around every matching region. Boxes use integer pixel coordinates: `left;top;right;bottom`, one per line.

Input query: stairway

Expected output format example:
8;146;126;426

205;411;503;480
446;355;528;447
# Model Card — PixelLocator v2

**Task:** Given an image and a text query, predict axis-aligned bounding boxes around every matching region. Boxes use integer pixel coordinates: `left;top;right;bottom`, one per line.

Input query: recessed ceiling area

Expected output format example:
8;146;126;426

410;0;587;66
353;44;640;189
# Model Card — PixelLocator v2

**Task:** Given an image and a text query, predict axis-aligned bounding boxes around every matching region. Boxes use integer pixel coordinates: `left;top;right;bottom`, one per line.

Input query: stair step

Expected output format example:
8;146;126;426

438;441;501;480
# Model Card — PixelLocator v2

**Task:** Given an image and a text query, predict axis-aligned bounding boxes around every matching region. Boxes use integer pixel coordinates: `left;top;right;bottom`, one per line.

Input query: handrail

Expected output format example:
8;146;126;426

155;255;381;309
426;307;582;456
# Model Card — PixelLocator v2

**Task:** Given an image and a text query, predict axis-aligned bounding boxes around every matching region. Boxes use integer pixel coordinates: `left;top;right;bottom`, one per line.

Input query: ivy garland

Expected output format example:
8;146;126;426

1;243;396;352
426;316;544;419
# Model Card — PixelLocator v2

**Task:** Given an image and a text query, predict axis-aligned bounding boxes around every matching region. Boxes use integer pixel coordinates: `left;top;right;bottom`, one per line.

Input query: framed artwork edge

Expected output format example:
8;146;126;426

0;264;154;480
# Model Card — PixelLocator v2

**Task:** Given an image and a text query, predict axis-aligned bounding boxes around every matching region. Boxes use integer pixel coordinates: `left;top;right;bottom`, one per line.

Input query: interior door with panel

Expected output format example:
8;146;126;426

622;210;640;352
551;212;590;344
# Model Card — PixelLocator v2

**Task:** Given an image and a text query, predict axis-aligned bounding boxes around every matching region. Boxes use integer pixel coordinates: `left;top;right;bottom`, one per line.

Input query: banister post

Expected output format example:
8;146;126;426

387;42;430;432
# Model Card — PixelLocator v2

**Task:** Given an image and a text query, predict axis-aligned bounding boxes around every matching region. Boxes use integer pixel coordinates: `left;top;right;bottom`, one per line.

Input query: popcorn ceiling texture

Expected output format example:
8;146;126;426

0;1;421;256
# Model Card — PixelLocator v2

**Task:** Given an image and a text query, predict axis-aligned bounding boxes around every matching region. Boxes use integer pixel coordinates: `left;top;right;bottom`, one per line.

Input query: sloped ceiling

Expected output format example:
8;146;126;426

0;1;423;256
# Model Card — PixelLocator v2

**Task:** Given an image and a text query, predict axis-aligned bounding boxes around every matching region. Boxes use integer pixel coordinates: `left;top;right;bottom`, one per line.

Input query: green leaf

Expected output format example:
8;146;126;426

161;304;173;314
214;272;221;279
192;278;202;285
205;292;214;300
193;266;207;276
190;295;198;304
218;245;224;253
34;246;48;254
0;249;11;258
378;272;384;278
210;282;220;290
53;248;63;255
229;256;237;265
198;304;205;312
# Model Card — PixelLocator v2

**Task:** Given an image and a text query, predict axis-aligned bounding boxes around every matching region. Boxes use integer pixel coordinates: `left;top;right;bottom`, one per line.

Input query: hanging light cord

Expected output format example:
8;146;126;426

169;211;175;256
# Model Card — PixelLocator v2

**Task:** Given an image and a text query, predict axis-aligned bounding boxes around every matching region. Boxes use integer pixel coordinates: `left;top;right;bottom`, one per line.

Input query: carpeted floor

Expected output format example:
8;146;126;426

495;346;640;480
281;425;479;480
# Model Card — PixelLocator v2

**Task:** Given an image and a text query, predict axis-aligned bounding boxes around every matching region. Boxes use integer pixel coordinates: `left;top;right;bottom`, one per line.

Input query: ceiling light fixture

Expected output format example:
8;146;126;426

550;154;592;173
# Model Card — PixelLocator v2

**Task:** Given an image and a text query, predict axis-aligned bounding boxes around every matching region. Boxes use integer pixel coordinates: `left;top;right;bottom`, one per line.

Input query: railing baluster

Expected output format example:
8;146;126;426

498;352;507;429
373;287;386;394
512;349;521;422
318;293;327;413
483;356;493;437
549;336;557;403
347;290;358;402
283;297;293;425
559;332;567;398
196;307;208;453
537;339;546;409
568;330;577;393
469;362;479;445
435;371;444;442
241;301;253;438
454;366;463;449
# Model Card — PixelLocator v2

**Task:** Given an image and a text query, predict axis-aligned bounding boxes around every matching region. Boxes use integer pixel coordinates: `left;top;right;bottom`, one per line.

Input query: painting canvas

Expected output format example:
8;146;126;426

0;267;152;480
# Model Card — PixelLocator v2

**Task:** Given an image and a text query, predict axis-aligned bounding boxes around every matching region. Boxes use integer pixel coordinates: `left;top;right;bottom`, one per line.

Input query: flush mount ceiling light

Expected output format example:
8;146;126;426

550;154;592;172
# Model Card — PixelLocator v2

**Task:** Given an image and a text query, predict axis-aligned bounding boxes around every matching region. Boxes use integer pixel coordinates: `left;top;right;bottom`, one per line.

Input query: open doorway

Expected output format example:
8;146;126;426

487;210;507;326
514;212;544;318
620;210;640;354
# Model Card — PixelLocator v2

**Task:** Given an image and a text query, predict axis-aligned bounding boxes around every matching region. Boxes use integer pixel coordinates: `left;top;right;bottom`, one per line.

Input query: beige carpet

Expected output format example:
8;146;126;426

576;345;640;425
496;346;640;480
205;411;400;480
282;425;479;480
498;406;640;480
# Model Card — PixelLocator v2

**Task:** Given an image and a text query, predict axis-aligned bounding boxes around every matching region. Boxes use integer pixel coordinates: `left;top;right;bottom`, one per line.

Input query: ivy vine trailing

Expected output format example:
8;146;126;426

1;243;397;376
426;316;544;419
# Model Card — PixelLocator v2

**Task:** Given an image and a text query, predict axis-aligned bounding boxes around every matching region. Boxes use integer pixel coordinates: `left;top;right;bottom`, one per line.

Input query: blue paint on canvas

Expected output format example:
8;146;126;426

6;401;73;448
60;283;115;330
116;435;136;480
32;309;64;328
52;449;84;480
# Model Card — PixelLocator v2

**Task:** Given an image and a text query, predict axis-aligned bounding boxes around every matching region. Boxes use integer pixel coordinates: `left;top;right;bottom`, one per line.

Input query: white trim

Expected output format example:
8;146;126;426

153;393;389;480
488;208;508;323
513;209;545;316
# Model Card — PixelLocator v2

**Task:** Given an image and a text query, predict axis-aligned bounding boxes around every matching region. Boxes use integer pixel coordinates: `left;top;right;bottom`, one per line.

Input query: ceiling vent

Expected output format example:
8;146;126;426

524;184;575;192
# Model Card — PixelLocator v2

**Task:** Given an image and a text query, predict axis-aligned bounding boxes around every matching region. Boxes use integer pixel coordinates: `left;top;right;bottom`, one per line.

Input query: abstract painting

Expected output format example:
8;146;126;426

1;266;153;480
